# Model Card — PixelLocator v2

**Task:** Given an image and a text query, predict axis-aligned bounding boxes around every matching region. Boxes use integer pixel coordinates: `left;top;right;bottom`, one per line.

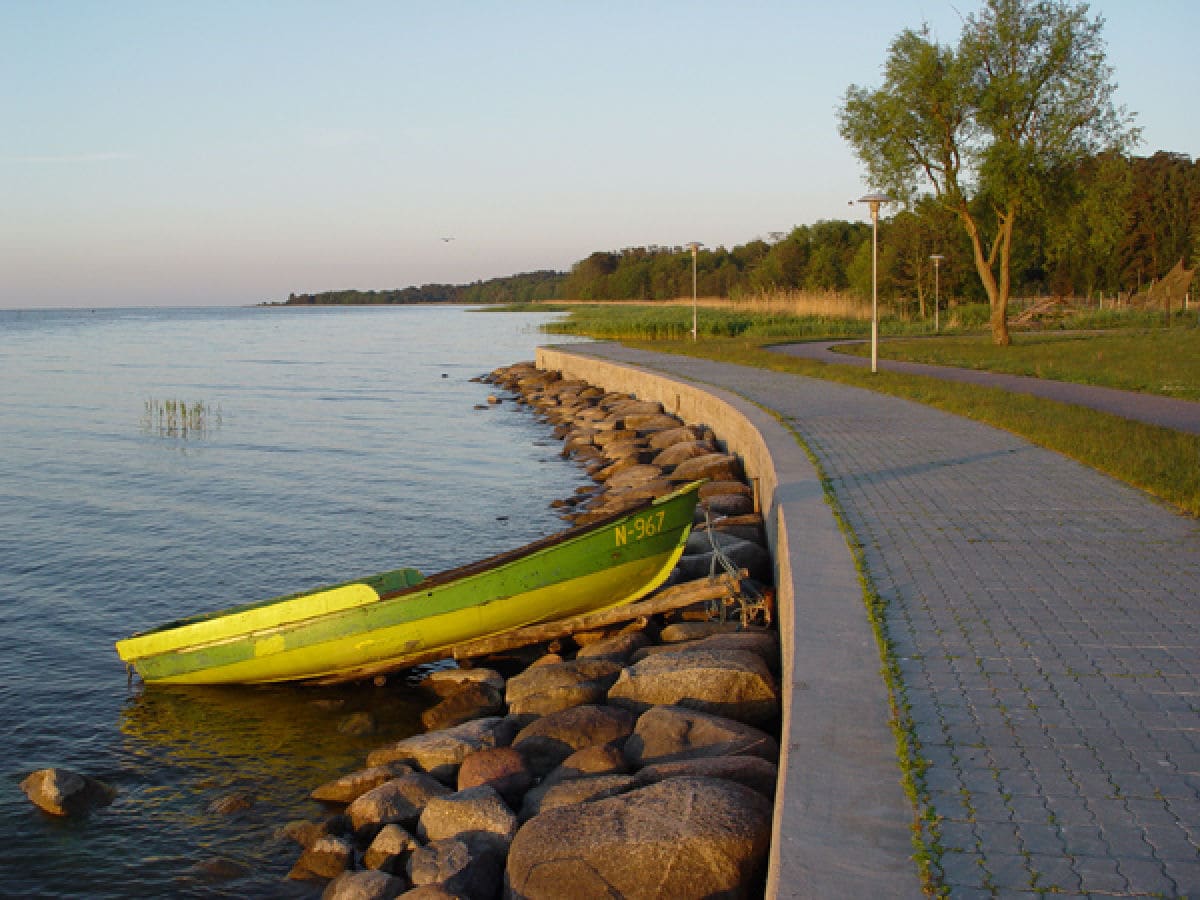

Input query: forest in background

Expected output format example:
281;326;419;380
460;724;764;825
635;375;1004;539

275;151;1197;311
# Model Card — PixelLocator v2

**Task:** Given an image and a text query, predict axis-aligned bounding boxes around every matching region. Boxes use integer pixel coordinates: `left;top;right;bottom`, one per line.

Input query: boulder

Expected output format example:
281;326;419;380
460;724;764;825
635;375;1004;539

338;712;378;737
573;630;649;664
407;834;504;900
544;742;628;782
608;649;778;725
396;886;467;899
322;870;407;900
647;426;705;451
703;493;756;517
288;834;356;881
603;465;664;492
684;527;761;558
668;453;743;484
519;773;638;821
698;480;752;499
420;668;505;698
674;538;772;584
632;756;779;800
624;706;779;768
312;763;415;804
366;717;518;781
623;413;685;433
504;660;621;717
280;815;353;849
512;705;636;774
207;790;254;815
19;768;116;817
346;773;452;832
631;630;780;674
364;823;421;874
652;441;718;469
417;785;518;846
505;777;772;899
420;683;506;732
659;621;744;642
456;746;534;806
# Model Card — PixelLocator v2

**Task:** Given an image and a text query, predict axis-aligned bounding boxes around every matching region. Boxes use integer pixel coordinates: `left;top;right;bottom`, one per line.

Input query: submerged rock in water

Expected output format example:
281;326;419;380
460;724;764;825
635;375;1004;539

19;768;116;817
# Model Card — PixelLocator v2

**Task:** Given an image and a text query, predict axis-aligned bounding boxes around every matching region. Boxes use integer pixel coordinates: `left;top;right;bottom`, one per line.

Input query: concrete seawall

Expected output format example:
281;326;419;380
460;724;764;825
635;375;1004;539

536;345;921;897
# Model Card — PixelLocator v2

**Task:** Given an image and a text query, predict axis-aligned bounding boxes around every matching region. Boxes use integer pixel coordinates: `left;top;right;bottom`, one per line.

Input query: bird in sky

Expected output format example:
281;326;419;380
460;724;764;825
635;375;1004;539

440;237;455;243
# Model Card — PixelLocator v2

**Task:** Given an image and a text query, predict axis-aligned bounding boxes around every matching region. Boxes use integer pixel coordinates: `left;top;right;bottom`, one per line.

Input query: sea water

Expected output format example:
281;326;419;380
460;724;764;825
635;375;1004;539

0;305;587;897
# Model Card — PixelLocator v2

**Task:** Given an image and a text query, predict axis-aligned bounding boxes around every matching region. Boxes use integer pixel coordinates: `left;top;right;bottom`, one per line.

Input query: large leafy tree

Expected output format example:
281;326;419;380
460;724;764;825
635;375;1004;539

839;0;1138;344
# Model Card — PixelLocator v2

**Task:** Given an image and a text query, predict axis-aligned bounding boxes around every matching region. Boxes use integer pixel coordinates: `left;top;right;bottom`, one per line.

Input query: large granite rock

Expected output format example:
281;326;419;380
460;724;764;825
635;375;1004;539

407;834;504;900
364;823;421;874
346;773;452;832
312;763;415;804
505;777;772;899
19;768;116;817
366;718;518;782
623;705;779;767
420;683;506;732
518;773;638;821
288;834;356;881
455;746;533;806
512;705;636;774
668;453;743;484
607;649;779;725
631;629;780;674
416;785;518;845
503;660;621;717
321;869;407;900
632;755;779;800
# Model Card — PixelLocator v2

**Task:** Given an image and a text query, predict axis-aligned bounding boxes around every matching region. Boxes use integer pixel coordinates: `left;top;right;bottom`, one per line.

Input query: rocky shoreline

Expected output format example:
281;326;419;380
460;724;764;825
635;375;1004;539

23;360;783;899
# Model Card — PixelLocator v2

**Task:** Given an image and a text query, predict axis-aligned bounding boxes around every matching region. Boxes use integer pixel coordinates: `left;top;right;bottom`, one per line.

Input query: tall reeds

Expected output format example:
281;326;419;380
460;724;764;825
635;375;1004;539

142;399;221;438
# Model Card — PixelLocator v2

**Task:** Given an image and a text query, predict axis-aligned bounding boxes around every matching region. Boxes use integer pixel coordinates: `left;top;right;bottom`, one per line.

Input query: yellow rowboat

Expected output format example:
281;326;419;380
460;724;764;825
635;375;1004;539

116;481;702;685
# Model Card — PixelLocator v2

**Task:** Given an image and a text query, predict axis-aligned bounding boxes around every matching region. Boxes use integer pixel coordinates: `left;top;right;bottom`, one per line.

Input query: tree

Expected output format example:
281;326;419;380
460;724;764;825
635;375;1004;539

839;0;1137;344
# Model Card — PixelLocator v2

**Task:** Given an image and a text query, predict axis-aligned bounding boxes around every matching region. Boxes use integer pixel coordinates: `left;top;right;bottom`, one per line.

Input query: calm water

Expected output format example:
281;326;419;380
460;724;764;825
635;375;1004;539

0;305;587;896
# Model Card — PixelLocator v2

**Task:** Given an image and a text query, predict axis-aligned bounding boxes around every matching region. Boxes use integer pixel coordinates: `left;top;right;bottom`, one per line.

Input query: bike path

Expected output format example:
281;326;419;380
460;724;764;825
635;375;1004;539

775;340;1200;435
571;342;1200;898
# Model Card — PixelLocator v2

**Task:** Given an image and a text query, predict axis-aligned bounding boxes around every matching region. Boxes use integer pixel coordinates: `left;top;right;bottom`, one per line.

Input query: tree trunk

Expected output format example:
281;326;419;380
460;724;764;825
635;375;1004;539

957;202;1013;346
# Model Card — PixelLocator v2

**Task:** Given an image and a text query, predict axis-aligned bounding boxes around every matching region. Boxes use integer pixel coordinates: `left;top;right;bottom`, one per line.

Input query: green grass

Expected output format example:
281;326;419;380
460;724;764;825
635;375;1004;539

840;326;1200;400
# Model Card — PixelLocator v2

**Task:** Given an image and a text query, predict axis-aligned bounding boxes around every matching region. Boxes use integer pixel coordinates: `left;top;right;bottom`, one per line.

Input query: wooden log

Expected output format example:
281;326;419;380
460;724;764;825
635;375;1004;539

452;573;744;663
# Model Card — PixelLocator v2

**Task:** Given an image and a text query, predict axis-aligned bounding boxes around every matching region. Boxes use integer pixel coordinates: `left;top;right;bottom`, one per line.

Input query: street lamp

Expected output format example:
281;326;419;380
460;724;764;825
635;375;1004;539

857;193;891;373
686;242;702;341
929;254;945;334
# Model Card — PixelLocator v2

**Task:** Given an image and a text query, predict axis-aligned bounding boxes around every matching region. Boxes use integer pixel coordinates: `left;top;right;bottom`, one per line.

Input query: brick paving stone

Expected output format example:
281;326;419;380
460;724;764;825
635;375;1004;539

1027;853;1083;893
1072;854;1128;893
570;346;1200;898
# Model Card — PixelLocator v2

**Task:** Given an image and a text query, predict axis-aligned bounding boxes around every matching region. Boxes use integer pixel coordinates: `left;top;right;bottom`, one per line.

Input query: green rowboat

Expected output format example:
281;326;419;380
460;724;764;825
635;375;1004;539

116;481;701;685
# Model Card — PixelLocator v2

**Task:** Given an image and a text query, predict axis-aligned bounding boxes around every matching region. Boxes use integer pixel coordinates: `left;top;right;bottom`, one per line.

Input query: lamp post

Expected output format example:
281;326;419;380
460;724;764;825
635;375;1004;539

929;253;945;334
686;242;702;341
857;193;891;373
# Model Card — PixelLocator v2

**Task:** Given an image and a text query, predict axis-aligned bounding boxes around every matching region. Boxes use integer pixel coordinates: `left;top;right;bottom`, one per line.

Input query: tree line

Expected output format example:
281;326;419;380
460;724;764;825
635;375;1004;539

276;269;563;306
558;151;1198;310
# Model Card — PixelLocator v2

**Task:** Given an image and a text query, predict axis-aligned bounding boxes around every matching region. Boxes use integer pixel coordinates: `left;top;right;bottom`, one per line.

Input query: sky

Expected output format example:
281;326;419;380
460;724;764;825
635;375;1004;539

2;1;1197;308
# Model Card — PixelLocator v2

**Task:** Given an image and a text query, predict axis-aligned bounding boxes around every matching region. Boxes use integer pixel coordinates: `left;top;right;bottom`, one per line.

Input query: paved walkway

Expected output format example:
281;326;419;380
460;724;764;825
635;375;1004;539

776;340;1200;435
571;343;1200;898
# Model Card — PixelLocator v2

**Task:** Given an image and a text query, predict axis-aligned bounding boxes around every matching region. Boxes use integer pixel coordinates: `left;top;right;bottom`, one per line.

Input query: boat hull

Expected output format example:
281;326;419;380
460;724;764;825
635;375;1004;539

116;482;701;685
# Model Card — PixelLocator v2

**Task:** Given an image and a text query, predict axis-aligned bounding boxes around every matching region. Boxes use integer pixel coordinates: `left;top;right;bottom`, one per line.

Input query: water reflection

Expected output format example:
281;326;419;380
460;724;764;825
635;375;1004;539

113;679;430;896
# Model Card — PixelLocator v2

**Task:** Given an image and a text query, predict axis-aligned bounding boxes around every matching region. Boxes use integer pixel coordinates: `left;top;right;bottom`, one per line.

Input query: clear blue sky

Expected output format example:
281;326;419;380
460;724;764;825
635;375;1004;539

2;1;1196;307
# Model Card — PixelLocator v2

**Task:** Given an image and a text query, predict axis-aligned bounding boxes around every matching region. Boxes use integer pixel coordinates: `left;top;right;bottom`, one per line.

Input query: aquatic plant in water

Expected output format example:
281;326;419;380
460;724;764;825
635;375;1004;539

142;398;222;439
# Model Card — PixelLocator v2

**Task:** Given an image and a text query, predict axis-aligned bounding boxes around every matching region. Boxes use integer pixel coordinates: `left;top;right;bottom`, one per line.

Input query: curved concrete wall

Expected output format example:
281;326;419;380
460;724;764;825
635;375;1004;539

535;346;919;899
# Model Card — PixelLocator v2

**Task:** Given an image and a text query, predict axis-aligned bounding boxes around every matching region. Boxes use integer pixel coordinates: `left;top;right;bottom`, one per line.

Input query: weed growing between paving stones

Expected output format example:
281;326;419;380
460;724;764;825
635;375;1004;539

757;403;947;897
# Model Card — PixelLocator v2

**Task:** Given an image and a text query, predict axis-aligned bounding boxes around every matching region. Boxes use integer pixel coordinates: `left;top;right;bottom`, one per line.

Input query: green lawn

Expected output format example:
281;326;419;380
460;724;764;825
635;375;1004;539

838;327;1200;400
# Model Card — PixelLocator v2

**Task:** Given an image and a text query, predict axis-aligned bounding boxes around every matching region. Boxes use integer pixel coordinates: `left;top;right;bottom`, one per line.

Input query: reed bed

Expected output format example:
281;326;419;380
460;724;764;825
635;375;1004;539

142;399;222;438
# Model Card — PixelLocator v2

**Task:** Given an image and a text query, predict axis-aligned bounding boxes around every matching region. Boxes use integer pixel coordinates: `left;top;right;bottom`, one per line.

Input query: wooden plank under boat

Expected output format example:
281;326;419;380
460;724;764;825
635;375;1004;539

116;481;702;685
